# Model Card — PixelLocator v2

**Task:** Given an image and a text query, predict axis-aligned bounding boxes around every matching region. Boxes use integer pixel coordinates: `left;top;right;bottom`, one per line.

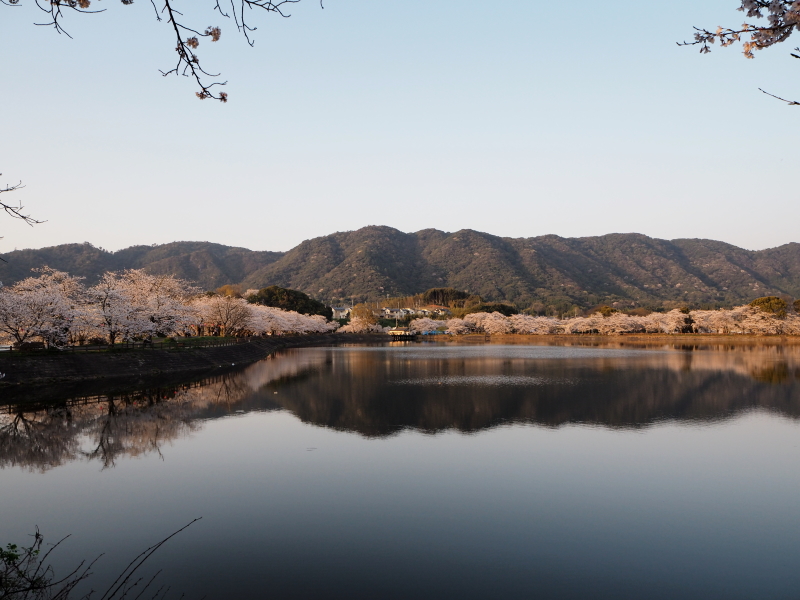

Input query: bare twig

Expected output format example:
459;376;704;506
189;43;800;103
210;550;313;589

5;0;317;100
99;518;202;600
0;177;43;227
32;0;106;39
1;521;201;599
759;88;800;104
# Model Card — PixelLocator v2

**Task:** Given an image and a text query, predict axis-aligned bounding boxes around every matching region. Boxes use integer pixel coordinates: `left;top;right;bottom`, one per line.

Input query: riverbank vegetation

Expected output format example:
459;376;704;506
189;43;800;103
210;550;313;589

2;266;799;349
0;268;336;349
409;297;800;336
1;522;198;600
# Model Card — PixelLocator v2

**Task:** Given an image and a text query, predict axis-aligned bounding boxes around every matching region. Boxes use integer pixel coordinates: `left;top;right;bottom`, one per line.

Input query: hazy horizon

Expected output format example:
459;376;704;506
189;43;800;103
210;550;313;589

2;225;797;255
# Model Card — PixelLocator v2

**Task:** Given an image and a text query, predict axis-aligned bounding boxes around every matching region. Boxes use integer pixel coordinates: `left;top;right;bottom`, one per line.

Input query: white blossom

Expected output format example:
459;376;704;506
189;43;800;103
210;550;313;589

0;268;84;347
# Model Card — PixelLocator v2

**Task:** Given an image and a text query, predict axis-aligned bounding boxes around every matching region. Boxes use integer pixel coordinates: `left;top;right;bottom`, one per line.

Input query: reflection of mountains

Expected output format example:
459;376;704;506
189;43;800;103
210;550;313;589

3;345;800;470
274;347;800;436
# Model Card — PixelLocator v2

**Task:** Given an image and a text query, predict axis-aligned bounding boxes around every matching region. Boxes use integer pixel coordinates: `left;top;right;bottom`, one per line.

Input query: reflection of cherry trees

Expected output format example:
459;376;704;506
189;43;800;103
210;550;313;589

3;343;800;470
0;392;202;471
0;408;81;470
82;392;201;469
0;350;327;471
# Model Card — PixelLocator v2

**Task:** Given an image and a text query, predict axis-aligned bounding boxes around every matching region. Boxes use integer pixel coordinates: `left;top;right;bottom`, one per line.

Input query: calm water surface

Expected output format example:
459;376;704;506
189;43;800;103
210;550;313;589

2;341;800;599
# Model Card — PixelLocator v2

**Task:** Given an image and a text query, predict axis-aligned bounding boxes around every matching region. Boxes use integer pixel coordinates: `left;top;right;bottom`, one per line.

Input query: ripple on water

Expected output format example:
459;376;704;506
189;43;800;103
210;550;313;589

391;374;574;386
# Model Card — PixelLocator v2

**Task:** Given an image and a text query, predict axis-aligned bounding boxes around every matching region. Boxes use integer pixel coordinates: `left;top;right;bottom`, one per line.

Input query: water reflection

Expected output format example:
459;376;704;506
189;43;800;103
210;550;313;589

2;341;800;470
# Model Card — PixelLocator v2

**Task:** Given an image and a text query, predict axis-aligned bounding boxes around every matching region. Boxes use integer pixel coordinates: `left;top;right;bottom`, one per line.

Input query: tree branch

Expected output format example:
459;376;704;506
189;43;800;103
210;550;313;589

6;0;316;100
681;2;800;105
0;177;43;227
759;87;800;104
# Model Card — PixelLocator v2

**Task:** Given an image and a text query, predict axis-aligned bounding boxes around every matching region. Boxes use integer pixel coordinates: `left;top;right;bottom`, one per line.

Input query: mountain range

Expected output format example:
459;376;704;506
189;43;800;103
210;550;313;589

2;226;799;311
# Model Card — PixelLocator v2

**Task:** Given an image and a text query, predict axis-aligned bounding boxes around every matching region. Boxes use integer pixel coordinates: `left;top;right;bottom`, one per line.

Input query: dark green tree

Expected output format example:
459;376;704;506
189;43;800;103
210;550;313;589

247;286;332;319
465;303;519;317
421;288;471;307
750;296;788;318
594;305;618;318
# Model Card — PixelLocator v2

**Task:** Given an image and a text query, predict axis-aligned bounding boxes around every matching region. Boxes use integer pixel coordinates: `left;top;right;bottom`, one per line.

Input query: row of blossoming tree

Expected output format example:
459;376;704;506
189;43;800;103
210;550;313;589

0;268;337;348
3;267;799;346
398;302;800;336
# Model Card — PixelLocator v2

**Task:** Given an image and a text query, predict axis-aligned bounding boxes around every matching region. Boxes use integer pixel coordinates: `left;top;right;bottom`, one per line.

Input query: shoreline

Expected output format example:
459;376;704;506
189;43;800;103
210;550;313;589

0;333;385;392
2;331;797;399
472;334;800;346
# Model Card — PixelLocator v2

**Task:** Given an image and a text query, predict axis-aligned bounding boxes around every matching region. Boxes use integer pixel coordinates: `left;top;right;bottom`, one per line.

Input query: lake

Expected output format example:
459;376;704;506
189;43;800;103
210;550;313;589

2;340;800;599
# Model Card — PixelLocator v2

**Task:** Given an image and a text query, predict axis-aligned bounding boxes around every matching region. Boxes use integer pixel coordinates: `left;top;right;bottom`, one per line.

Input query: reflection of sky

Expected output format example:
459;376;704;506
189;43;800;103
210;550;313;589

2;343;800;599
1;407;799;599
3;343;800;472
392;375;563;386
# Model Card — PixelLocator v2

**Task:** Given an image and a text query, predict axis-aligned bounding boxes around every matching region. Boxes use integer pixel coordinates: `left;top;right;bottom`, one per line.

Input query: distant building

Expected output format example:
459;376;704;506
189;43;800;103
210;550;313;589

331;307;351;319
421;305;452;316
383;307;410;320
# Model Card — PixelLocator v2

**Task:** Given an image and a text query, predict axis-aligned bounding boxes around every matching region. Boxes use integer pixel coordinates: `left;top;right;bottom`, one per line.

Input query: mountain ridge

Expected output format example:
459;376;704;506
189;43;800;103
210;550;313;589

2;227;799;311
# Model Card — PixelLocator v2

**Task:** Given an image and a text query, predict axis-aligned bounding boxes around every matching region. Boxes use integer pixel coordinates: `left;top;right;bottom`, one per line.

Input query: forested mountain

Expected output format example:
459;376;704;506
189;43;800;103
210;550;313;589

2;227;800;311
0;242;283;291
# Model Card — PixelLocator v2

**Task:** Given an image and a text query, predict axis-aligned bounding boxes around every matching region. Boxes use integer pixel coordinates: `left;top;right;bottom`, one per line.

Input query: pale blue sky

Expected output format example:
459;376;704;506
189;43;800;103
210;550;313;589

1;0;798;252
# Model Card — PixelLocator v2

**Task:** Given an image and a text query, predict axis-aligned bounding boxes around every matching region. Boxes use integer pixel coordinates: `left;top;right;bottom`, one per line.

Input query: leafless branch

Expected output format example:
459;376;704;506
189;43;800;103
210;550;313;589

31;0;106;39
158;0;302;100
759;87;800;104
0;177;43;227
99;518;202;600
1;521;201;599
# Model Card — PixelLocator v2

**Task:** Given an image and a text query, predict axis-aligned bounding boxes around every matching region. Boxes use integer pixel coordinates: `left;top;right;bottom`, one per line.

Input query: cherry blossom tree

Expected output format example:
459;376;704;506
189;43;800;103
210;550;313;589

284;311;336;334
409;318;440;333
508;314;564;335
88;271;156;344
463;312;490;331
0;267;83;347
561;313;647;335
338;317;384;334
642;310;694;334
683;1;800;104
444;318;473;335
192;294;252;337
248;305;336;335
121;270;198;336
562;315;602;335
481;312;514;335
247;304;290;335
66;304;103;346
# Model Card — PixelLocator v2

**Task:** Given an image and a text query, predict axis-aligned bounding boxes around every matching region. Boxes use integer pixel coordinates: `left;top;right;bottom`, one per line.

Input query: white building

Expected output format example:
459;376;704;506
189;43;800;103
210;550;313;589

331;307;351;319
